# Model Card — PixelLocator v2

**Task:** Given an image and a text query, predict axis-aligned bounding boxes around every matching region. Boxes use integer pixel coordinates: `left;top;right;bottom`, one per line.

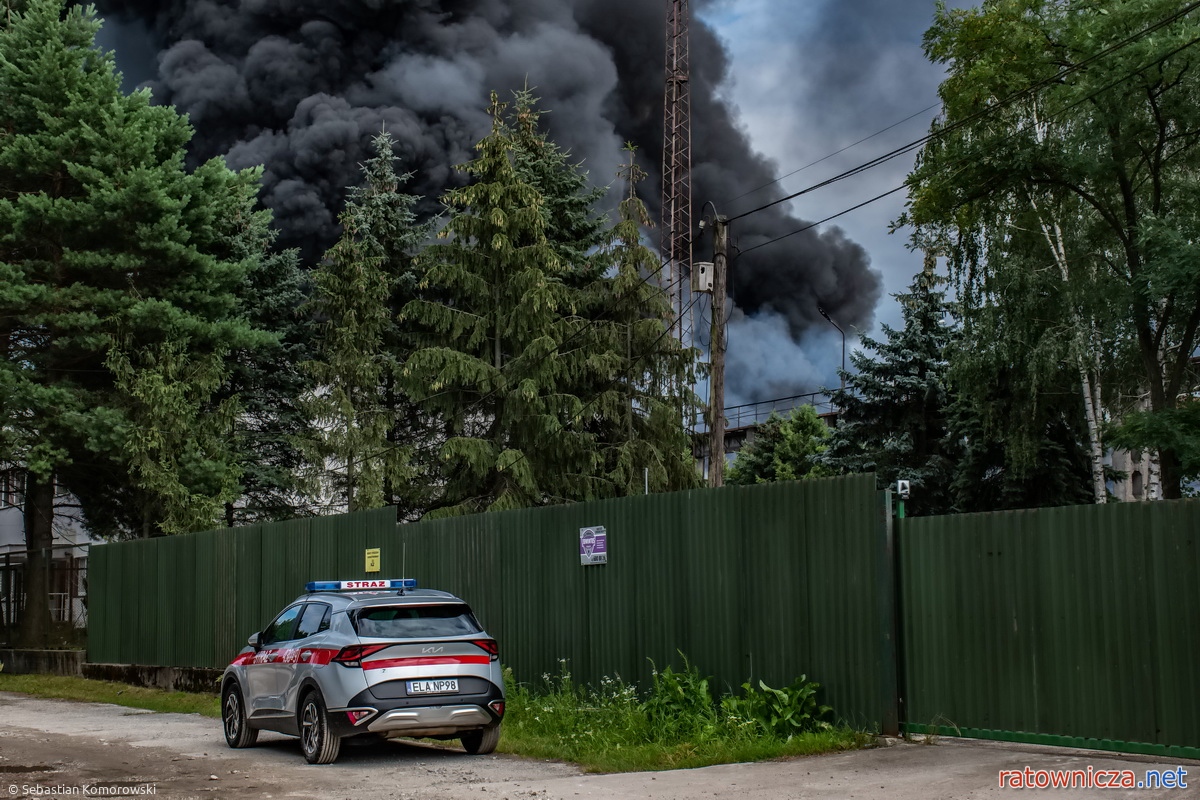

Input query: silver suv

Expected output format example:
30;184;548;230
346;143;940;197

220;579;505;764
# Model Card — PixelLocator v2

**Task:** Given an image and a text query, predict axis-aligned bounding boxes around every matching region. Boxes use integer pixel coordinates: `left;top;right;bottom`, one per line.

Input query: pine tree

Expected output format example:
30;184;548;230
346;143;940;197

0;0;270;640
401;94;588;515
727;405;833;486
823;258;958;515
302;131;426;513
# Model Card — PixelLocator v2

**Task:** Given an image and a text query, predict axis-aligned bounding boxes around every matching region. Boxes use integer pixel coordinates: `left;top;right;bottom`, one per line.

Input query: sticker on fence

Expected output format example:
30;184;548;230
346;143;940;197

579;526;608;566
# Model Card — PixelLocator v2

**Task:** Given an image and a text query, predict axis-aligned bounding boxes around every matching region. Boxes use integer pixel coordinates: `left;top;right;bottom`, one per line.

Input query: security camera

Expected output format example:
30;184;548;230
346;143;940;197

896;480;911;500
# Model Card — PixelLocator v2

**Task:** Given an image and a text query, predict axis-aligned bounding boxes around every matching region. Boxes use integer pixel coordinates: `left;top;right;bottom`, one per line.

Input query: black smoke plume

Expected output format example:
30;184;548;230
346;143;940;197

94;0;884;394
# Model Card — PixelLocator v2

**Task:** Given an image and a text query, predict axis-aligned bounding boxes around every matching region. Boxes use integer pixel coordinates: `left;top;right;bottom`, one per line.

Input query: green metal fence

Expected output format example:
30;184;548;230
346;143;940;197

87;482;1200;756
88;508;399;671
88;475;893;731
900;500;1200;758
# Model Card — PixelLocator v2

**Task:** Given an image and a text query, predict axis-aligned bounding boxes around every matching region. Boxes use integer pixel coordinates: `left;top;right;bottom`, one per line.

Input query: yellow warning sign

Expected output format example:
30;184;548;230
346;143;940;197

365;547;381;573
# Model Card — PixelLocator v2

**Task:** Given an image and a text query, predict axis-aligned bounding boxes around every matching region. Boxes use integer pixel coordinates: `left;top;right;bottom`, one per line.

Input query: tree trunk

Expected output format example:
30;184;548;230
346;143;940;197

1031;199;1107;503
1146;449;1162;501
1078;367;1108;504
1159;448;1182;500
17;472;55;649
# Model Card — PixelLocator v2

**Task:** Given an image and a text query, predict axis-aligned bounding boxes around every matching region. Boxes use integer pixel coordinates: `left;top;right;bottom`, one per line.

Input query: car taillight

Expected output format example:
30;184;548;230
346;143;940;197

489;700;505;718
346;710;373;725
332;644;390;667
471;639;499;661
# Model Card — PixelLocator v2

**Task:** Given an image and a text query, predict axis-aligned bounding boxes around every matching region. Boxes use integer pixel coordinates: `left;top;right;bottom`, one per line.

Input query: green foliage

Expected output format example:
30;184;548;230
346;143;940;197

587;144;701;496
823;264;959;515
1109;403;1200;484
721;676;833;740
403;96;698;516
501;661;861;773
221;232;313;525
644;655;719;742
302;131;426;513
727;405;833;485
401;93;576;515
904;0;1200;498
0;0;273;537
945;365;1094;512
105;335;241;535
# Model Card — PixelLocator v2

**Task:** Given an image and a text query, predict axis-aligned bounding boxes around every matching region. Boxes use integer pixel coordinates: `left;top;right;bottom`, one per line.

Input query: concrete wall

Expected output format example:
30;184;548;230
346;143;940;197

81;663;222;694
0;648;84;677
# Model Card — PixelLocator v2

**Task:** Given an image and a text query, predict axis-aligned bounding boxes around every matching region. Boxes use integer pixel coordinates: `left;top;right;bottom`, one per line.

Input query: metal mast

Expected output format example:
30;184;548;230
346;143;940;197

662;0;693;354
662;0;696;436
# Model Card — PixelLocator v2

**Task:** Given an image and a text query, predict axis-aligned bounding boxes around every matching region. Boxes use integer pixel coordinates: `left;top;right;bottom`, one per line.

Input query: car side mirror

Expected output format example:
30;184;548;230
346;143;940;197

247;632;260;649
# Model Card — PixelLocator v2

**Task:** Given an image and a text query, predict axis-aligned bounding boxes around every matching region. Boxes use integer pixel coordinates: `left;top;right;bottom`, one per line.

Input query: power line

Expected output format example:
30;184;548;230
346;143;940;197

736;27;1200;258
726;102;941;207
727;0;1200;225
738;186;907;256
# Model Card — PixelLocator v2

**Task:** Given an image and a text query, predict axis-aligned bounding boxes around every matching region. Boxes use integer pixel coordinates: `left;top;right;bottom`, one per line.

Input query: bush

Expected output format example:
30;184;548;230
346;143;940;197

643;654;718;742
721;675;832;740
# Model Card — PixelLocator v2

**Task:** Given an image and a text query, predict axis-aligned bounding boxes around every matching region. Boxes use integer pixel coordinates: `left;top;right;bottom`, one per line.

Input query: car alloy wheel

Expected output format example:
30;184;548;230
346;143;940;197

221;683;258;748
299;690;341;764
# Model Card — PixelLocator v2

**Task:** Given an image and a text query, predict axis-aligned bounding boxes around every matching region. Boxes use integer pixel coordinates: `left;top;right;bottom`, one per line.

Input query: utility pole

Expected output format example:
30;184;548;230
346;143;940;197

709;216;728;488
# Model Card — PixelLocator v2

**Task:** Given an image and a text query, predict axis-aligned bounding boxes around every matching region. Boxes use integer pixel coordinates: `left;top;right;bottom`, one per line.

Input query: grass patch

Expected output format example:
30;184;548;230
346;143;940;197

0;673;220;718
497;662;871;773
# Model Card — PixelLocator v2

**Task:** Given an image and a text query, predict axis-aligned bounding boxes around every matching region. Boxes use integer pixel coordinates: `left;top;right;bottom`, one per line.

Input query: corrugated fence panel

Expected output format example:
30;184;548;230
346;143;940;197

902;499;1200;755
390;475;886;729
86;482;886;729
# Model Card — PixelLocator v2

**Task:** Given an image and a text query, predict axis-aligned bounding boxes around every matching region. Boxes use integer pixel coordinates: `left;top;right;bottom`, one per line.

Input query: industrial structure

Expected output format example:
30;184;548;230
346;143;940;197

661;0;694;360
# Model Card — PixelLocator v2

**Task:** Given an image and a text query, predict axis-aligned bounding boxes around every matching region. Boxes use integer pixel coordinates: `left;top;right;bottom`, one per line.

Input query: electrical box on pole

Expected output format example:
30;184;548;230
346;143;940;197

693;261;714;293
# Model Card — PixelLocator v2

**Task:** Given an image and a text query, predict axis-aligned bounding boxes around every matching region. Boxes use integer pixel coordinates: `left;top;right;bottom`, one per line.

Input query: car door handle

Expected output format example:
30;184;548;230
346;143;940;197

300;650;312;662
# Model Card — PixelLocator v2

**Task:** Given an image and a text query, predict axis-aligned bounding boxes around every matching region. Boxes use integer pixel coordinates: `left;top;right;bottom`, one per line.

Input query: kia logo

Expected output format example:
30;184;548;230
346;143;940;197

422;646;443;654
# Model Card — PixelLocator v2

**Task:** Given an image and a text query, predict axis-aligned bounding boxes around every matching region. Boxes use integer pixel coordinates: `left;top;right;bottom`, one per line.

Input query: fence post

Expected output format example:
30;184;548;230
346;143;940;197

875;489;900;736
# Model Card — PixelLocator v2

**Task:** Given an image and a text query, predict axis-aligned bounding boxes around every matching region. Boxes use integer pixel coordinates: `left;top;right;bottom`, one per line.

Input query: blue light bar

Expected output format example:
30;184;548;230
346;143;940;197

305;578;418;592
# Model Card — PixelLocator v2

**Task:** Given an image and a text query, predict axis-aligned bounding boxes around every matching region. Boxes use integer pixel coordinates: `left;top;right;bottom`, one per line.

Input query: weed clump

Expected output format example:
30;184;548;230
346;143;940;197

500;655;864;772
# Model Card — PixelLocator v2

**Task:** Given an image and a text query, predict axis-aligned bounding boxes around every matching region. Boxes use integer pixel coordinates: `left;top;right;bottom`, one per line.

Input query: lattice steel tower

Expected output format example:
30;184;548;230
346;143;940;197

662;0;693;353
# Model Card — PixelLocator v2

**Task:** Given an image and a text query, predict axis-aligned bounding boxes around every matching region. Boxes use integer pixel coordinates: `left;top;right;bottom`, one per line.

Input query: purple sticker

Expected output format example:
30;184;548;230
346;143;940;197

579;526;608;565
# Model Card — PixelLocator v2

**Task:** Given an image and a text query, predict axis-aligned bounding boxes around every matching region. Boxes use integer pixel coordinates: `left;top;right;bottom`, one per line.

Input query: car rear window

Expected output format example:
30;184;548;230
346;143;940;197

353;604;482;638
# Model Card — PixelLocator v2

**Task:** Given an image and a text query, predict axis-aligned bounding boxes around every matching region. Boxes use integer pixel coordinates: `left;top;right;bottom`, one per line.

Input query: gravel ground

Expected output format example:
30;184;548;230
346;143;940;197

1;692;1197;799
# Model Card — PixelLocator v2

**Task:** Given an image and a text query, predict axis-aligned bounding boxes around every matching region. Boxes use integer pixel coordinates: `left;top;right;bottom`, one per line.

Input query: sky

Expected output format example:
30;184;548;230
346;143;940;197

697;0;960;404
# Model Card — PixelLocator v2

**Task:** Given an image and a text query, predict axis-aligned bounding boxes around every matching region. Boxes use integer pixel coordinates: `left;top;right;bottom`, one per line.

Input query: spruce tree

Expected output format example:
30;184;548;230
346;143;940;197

0;0;270;639
401;94;587;515
302;131;425;513
823;258;958;515
506;98;697;496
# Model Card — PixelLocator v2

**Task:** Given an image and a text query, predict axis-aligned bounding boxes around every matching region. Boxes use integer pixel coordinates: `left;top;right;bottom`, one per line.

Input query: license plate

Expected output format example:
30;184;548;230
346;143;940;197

408;679;459;695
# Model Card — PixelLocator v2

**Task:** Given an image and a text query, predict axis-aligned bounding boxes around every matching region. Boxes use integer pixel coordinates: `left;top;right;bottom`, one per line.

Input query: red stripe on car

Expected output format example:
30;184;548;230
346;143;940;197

362;655;490;670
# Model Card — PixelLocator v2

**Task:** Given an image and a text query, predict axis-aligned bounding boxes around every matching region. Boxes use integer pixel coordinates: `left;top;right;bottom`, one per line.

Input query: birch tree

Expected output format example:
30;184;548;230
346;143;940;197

902;0;1200;498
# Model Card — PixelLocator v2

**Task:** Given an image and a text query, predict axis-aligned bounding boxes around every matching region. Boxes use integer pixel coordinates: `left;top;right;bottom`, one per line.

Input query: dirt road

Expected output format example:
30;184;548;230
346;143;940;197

2;692;1197;799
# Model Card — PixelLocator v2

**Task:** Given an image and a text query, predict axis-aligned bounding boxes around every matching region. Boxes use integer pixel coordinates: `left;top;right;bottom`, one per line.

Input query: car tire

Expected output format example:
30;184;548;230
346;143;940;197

299;689;342;764
221;682;258;748
460;724;500;755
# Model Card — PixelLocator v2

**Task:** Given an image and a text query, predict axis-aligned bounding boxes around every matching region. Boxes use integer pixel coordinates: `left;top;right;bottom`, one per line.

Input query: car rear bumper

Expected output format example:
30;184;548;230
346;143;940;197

366;704;493;736
330;681;503;738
